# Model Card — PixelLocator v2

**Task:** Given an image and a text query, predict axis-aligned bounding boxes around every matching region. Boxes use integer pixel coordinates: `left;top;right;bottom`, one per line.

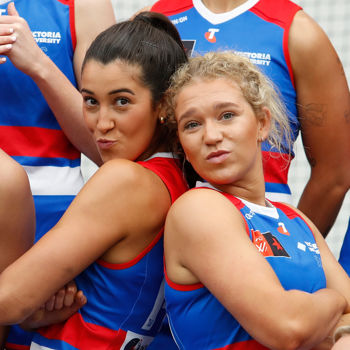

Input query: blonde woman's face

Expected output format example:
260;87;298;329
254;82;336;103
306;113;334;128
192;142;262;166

175;78;269;186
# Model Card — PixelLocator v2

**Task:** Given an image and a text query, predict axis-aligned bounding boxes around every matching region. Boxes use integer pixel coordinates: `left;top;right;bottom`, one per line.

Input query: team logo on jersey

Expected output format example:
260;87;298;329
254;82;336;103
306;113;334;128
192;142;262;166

205;28;219;43
32;31;61;45
252;229;290;258
171;15;188;25
277;222;290;235
235;50;272;66
298;241;320;255
182;40;196;57
120;331;153;350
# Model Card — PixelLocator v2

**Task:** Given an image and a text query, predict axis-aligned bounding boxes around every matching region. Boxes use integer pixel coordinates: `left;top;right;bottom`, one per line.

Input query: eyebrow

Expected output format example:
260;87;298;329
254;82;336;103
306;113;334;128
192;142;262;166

80;88;135;96
178;101;240;123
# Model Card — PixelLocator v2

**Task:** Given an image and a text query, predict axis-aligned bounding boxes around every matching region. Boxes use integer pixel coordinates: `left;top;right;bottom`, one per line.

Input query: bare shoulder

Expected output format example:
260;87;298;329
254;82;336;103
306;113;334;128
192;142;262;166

74;0;115;38
0;151;34;264
91;158;169;194
289;10;342;73
73;0;116;79
289;10;331;54
166;188;245;242
83;159;172;223
0;150;31;201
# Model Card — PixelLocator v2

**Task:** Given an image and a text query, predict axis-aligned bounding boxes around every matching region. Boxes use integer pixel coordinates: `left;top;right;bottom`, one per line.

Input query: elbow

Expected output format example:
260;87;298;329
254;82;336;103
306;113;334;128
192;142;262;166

0;293;34;325
263;318;316;350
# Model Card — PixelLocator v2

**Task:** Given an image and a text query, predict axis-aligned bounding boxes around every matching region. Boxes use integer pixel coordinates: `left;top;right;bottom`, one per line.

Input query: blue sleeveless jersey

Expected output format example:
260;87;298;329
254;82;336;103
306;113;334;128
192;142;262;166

30;154;188;349
0;0;83;240
164;184;326;349
151;0;302;203
1;1;82;347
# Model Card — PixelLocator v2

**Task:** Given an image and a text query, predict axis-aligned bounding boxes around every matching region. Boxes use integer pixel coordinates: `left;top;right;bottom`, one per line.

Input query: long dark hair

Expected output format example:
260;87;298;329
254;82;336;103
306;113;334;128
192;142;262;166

82;12;187;107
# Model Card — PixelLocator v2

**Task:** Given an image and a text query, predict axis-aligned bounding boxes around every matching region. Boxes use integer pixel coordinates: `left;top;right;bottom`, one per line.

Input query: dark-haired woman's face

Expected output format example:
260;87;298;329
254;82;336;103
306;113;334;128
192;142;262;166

81;60;159;163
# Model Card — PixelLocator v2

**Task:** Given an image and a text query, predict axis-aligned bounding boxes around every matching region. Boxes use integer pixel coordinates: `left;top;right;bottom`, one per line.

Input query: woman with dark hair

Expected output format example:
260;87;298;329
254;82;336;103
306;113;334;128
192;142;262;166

0;12;188;349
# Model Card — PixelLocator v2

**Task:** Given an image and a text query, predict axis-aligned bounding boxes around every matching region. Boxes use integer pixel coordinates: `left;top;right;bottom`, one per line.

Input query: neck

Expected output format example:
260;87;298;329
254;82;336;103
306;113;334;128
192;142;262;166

209;151;267;206
201;0;247;13
214;181;267;206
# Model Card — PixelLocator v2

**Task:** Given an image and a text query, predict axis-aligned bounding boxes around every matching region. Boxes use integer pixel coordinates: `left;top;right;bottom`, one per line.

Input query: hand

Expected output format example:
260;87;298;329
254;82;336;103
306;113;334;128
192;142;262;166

332;335;350;350
20;281;87;330
0;2;46;75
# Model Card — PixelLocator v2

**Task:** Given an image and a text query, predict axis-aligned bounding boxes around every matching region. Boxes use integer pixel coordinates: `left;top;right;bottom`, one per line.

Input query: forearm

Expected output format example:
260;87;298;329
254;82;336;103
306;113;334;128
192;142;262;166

294;289;346;349
29;54;101;165
297;173;348;237
248;288;346;350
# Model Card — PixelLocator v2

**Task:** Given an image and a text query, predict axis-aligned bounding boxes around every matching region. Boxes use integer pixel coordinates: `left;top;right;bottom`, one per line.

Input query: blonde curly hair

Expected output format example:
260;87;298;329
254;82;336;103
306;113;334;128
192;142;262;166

165;51;292;156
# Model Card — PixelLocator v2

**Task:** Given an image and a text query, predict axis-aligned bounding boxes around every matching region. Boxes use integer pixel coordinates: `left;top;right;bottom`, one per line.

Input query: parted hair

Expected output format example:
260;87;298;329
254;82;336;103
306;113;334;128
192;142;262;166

82;11;187;108
165;51;292;155
81;11;188;154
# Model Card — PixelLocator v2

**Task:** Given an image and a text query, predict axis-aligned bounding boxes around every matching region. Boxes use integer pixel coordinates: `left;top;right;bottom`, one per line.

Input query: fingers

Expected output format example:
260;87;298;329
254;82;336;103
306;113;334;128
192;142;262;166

0;27;16;54
44;281;81;312
53;287;66;310
7;2;19;17
44;295;56;312
74;290;87;308
63;280;77;307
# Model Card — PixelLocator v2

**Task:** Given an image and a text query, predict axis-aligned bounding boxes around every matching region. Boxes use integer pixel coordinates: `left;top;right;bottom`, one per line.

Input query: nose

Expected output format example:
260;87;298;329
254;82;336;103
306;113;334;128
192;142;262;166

203;120;223;145
96;106;114;133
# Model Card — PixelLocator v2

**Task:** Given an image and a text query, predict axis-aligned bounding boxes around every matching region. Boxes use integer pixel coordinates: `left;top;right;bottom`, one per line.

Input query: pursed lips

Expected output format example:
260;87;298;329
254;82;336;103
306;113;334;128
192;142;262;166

206;150;230;164
96;139;117;150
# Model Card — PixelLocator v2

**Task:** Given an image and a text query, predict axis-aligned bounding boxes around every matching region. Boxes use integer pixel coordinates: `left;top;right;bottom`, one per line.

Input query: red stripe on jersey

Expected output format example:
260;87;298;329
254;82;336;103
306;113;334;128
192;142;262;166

151;0;193;16
164;266;204;291
272;202;316;240
214;339;268;349
54;0;76;51
4;344;30;350
38;313;127;349
97;228;164;270
68;0;76;50
262;151;291;184
0;126;80;159
250;0;301;88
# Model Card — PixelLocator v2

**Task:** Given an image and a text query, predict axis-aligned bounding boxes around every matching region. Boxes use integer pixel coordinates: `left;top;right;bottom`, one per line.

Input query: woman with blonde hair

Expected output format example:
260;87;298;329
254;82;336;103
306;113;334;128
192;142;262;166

163;51;350;350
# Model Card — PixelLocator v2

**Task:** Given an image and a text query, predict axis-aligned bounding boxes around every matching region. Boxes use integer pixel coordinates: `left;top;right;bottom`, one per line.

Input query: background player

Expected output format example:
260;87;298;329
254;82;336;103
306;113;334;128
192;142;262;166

0;1;115;347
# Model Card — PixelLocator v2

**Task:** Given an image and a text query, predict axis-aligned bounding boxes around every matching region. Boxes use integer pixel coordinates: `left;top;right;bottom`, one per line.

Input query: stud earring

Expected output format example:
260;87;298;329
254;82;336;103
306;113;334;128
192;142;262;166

160;116;166;124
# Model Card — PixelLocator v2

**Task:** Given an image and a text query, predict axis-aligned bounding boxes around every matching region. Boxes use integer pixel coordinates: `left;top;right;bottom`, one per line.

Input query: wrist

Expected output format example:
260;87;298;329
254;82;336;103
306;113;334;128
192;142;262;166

29;53;55;82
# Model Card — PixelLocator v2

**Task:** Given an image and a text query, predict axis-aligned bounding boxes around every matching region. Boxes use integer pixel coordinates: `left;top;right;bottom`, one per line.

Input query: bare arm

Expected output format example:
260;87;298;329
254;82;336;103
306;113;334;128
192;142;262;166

0;150;35;346
0;159;170;325
0;1;116;164
289;10;350;237
165;189;347;350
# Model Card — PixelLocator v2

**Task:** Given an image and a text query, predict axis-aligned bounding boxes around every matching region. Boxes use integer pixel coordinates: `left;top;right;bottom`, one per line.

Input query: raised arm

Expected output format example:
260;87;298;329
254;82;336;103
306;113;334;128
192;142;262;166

0;0;116;164
289;10;350;237
165;189;347;350
0;159;170;325
0;150;35;346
